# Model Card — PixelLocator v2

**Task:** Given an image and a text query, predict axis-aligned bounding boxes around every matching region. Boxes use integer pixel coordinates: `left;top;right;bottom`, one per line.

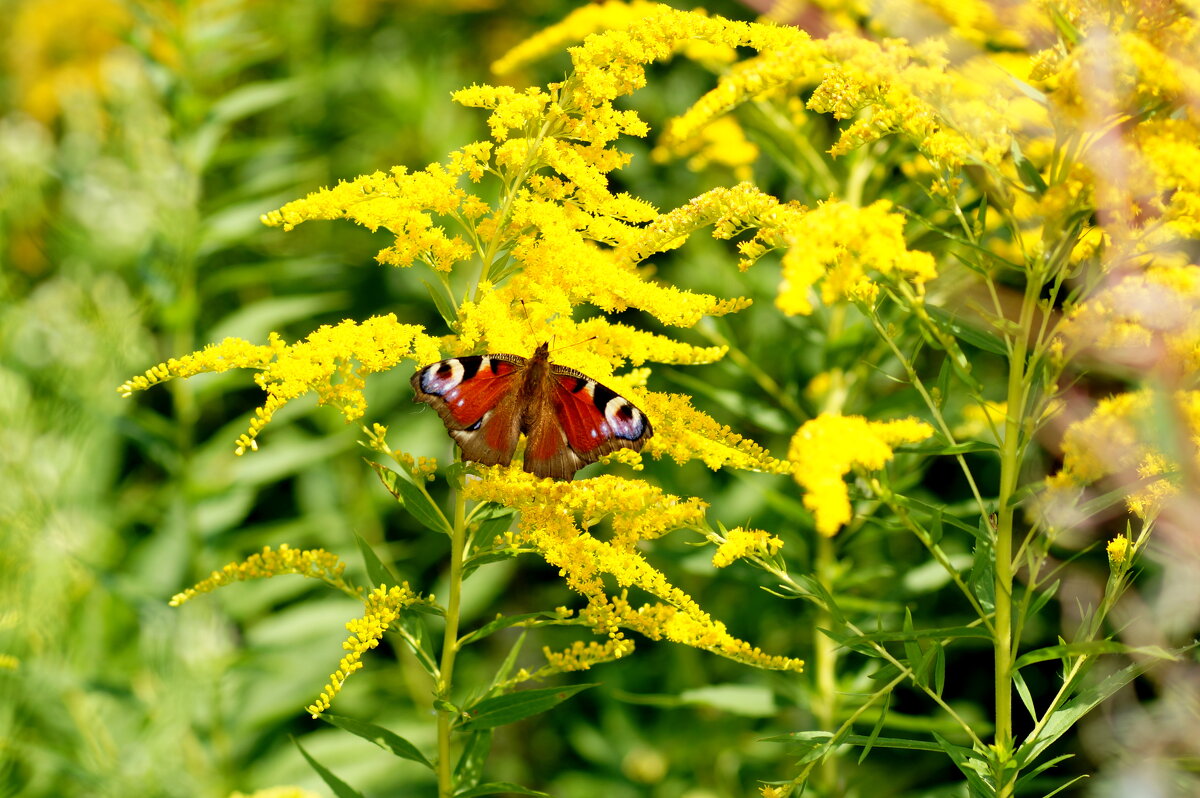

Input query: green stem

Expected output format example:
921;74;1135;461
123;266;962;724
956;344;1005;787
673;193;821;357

993;274;1039;796
813;533;839;795
436;489;469;798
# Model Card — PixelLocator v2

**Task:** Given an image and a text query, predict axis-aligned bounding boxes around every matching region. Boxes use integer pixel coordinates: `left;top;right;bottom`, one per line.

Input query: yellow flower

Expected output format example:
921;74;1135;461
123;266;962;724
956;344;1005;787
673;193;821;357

956;401;1008;441
467;469;801;671
261;154;487;272
1047;390;1200;520
542;639;632;673
307;584;422;717
1058;263;1200;376
8;0;133;122
1106;536;1131;567
712;527;784;568
0;655;19;671
776;201;937;316
652;116;760;181
121;316;442;454
168;545;354;607
790;415;934;536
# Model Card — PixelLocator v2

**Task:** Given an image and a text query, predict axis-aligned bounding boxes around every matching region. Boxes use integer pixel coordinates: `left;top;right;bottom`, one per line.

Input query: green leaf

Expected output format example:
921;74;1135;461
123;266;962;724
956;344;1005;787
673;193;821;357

459;612;562;647
456;782;549;797
454;729;494;789
1028;579;1061;617
762;731;944;753
902;609;924;687
424;279;460;327
356;533;402;589
321;714;434;770
292;737;365;798
473;510;516;542
1014;641;1178;670
369;461;452;535
1047;3;1081;44
459;684;596;731
397;612;440;679
932;642;946;697
488;630;527;694
462;549;523;580
898;438;999;456
1011;139;1048;194
1019;657;1162;763
932;732;993;797
678;684;775;717
1015;753;1076;792
858;692;892;764
1013;669;1038;722
968;529;996;614
926;305;1009;357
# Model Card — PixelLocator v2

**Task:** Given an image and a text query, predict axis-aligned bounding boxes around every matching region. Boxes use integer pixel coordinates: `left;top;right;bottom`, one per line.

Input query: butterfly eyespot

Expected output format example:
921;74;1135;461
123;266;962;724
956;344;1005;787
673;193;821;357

437;363;453;375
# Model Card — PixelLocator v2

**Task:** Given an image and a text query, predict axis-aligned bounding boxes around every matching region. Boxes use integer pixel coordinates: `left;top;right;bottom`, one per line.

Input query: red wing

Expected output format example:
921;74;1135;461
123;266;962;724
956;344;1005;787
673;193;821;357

551;372;653;457
411;355;521;428
412;355;524;466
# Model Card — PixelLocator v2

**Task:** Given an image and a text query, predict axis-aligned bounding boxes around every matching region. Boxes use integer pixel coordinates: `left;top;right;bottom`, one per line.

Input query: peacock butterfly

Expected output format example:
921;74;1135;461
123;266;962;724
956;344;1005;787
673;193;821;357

411;342;653;480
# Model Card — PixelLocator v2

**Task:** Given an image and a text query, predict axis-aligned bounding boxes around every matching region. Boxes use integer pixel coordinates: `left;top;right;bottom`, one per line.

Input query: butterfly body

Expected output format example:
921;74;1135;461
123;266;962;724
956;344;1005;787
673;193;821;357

412;343;652;480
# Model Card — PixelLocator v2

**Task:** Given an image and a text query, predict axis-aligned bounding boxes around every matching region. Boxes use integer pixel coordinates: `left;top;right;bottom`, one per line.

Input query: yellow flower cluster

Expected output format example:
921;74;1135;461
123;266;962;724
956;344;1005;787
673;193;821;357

467;468;801;671
711;527;784;568
1106;536;1131;567
1058;263;1200;376
579;592;803;672
639;392;790;473
169;545;353;607
618;184;935;317
652;116;760;181
542;639;633;673
790;415;934;536
8;0;133;122
121;316;442;454
1047;390;1200;520
307;584;419;717
776;200;937;316
261;151;493;272
0;654;19;671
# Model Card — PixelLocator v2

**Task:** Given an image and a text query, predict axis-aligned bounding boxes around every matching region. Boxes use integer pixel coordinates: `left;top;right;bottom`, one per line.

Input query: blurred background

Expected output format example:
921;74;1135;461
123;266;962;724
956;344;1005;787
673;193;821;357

2;1;1195;796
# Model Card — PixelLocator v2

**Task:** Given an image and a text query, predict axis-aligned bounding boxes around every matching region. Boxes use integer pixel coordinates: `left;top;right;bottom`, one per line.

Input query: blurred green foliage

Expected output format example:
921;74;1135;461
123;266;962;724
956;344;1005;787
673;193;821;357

2;1;1189;797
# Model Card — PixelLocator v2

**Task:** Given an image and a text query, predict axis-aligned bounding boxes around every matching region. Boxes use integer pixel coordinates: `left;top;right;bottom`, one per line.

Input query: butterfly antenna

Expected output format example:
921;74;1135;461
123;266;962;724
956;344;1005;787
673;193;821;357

518;299;536;339
549;335;598;355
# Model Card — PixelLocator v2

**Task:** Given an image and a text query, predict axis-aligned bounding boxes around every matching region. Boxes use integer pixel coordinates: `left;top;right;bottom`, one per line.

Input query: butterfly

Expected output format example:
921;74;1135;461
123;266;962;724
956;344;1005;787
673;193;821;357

411;342;653;480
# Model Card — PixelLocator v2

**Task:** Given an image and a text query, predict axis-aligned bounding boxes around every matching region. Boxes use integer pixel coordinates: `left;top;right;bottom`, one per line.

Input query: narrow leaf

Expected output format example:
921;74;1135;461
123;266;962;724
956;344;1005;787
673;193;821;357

762;731;944;753
459;684;596;731
356;532;401;589
1013;669;1038;722
369;461;452;535
459;612;561;647
292;737;365;798
858;692;892;763
1014;641;1177;670
932;732;993;796
1020;657;1161;762
321;714;434;770
454;729;494;789
423;279;459;326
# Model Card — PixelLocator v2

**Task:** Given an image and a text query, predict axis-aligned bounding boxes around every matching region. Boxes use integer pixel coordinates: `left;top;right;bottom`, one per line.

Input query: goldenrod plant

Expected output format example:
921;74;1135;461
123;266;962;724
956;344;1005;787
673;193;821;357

7;0;1200;796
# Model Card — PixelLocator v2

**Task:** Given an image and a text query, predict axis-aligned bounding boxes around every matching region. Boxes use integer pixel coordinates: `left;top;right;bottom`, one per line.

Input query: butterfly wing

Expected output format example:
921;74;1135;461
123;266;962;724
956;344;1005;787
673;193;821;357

522;365;653;480
411;354;524;467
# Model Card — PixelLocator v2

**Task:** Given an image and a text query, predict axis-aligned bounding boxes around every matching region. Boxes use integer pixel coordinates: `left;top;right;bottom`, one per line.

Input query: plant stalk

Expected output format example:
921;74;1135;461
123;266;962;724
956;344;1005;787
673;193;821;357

993;274;1039;797
436;489;469;797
